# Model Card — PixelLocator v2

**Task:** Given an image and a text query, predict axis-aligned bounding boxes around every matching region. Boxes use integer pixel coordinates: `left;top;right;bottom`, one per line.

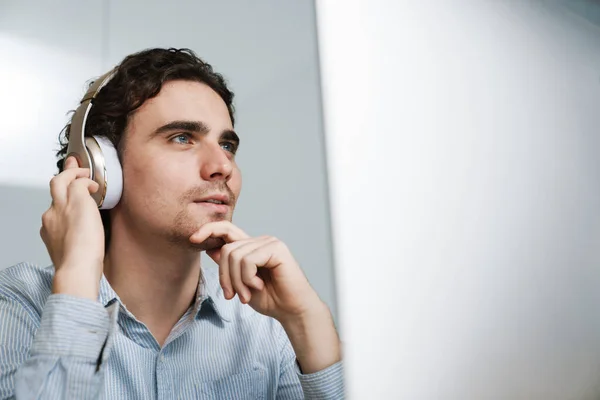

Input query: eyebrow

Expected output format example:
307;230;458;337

221;129;240;146
151;120;239;145
152;120;210;136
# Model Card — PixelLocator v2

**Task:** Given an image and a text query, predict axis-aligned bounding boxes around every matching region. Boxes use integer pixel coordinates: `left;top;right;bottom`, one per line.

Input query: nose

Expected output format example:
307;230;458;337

199;143;233;182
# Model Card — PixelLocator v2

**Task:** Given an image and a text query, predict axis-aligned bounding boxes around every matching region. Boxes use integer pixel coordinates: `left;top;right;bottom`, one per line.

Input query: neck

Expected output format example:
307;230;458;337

103;220;201;347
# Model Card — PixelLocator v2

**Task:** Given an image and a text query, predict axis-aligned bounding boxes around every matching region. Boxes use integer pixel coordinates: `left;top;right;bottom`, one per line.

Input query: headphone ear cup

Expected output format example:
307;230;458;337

86;136;123;210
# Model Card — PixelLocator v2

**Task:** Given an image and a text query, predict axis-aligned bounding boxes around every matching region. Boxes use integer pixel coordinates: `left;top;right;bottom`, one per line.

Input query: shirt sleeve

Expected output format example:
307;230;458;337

0;293;118;399
295;361;345;399
275;323;345;400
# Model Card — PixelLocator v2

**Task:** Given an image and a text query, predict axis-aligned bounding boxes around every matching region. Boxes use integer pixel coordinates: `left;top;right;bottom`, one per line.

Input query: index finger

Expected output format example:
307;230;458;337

64;156;79;170
50;167;93;206
189;221;249;244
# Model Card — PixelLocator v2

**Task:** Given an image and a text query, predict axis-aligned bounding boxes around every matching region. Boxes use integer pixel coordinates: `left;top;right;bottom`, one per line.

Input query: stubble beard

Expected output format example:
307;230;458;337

167;208;231;251
165;182;238;251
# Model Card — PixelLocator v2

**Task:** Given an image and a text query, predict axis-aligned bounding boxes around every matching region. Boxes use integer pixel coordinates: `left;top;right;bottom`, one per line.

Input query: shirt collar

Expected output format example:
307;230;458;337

194;266;233;322
97;267;232;323
98;273;120;307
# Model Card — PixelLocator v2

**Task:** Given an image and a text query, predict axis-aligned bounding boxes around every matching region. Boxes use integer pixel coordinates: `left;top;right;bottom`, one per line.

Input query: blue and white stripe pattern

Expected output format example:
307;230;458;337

0;263;344;399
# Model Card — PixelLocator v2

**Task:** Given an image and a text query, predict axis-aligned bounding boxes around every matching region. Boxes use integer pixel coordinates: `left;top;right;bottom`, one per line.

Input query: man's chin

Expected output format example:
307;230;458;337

188;215;231;251
190;210;231;224
172;211;233;250
208;213;230;222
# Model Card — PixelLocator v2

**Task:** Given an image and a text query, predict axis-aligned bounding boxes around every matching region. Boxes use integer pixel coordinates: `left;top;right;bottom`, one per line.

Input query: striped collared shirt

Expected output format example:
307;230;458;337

0;263;344;399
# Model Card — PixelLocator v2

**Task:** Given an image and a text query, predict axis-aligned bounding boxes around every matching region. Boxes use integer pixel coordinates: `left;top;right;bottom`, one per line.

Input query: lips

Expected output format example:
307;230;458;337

194;194;231;205
193;193;231;213
201;199;225;205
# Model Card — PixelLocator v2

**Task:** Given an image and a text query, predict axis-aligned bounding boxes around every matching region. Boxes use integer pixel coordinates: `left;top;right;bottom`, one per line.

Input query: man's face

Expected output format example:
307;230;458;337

117;80;241;250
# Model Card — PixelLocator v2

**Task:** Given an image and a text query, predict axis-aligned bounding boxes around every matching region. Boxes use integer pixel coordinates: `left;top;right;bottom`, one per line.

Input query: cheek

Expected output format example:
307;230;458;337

231;168;242;198
123;157;182;206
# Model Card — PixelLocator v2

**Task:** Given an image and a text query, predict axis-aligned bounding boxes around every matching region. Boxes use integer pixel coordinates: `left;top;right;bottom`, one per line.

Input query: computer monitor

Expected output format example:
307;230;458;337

315;1;600;398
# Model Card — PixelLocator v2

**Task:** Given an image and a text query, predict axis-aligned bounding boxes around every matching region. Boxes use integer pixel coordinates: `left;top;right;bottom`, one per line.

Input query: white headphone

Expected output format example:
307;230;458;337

65;69;123;210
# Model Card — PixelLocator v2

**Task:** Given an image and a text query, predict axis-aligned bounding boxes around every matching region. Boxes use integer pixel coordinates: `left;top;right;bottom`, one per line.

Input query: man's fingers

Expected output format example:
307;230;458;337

228;240;268;302
209;244;234;300
220;240;253;303
215;237;271;302
50;167;92;205
228;248;248;303
243;265;265;291
189;221;249;245
64;156;79;169
206;238;252;298
204;232;275;304
67;177;99;202
230;237;276;302
235;239;274;290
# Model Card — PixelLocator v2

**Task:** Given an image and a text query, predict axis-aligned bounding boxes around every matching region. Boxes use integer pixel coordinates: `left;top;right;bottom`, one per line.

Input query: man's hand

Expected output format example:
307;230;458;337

190;221;319;319
41;156;105;300
190;221;341;373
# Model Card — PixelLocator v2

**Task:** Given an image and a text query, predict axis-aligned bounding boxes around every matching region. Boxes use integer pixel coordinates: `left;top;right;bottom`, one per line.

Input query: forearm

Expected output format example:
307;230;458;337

280;301;341;374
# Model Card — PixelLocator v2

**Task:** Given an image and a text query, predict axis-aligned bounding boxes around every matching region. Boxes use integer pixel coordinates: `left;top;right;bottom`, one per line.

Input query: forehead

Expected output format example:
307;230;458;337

129;80;232;134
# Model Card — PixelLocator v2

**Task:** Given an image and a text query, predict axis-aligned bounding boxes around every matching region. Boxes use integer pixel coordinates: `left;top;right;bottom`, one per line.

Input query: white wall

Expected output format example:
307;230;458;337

0;0;105;267
0;0;337;319
317;0;600;398
0;0;105;188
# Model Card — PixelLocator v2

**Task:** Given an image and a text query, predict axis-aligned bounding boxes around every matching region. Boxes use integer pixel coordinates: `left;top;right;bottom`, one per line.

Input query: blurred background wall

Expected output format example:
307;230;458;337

0;0;338;320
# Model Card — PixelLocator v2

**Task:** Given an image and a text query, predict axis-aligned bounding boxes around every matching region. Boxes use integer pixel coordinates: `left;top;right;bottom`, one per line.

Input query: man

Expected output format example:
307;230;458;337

0;48;344;399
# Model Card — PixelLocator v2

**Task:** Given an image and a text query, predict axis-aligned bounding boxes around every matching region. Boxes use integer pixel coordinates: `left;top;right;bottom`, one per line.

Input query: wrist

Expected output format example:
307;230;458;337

279;300;341;374
278;298;330;330
53;265;102;301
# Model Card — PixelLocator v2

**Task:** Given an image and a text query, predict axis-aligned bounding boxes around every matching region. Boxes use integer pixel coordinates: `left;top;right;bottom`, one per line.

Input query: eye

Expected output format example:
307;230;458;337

221;141;238;154
171;133;192;144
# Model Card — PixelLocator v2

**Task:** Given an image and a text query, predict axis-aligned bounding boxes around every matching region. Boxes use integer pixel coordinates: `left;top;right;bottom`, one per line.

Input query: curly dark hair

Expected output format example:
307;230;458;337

55;47;236;248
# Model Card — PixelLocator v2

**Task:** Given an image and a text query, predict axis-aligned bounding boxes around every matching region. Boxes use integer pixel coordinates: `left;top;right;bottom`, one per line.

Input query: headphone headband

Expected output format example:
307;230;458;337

82;69;117;102
65;68;122;209
67;69;116;174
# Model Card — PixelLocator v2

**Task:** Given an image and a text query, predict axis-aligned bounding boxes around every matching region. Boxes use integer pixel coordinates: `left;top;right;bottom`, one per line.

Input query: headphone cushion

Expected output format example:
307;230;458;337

94;135;123;210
